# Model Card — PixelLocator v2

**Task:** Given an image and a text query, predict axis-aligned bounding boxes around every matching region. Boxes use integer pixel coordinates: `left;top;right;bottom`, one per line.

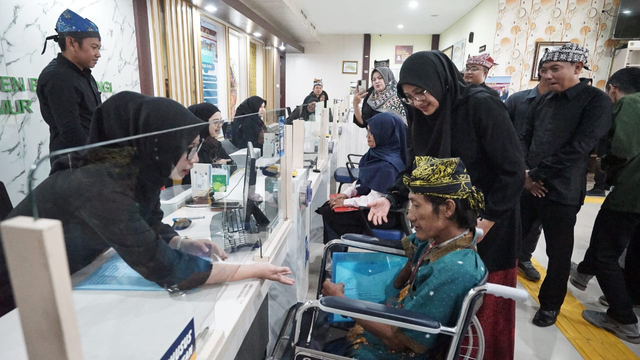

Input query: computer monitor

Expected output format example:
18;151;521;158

243;142;270;231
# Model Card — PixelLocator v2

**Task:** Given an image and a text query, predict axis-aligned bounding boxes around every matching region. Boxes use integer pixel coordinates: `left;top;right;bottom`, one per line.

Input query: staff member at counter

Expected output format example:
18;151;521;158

0;92;293;317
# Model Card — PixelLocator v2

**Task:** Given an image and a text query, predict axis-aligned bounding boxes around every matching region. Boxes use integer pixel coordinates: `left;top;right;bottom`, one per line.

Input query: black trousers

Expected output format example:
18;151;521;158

577;208;640;324
520;193;580;311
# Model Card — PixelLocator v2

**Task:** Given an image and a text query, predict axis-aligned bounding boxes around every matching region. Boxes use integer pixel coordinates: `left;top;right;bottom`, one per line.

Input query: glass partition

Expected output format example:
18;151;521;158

1;94;289;358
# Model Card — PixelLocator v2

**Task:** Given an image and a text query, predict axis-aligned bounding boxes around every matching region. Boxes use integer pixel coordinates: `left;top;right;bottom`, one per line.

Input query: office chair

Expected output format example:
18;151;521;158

333;154;362;193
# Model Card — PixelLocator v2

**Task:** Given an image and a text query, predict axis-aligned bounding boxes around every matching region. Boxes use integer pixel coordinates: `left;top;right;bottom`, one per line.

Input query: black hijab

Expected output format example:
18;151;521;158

87;91;203;188
188;103;221;140
231;96;266;149
235;96;266;117
397;51;489;157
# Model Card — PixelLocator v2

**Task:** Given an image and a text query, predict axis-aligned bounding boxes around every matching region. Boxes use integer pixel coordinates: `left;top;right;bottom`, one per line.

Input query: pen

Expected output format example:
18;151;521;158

172;216;205;221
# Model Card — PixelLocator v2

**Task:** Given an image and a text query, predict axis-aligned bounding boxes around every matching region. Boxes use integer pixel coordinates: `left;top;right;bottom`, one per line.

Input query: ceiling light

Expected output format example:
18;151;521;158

397;24;404;29
431;14;439;17
279;43;286;51
253;32;262;37
409;1;418;8
204;5;217;12
623;10;631;14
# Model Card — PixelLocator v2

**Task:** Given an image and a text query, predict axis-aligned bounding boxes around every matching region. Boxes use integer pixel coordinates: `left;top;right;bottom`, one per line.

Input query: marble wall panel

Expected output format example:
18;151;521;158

0;0;140;206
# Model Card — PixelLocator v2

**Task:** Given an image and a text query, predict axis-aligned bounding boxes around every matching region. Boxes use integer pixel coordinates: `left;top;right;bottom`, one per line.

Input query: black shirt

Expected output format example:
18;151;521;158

504;86;540;134
37;54;102;162
353;87;377;128
521;80;612;206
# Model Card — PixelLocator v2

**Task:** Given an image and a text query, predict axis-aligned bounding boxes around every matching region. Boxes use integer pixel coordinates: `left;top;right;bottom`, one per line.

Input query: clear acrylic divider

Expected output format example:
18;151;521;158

10;96;289;358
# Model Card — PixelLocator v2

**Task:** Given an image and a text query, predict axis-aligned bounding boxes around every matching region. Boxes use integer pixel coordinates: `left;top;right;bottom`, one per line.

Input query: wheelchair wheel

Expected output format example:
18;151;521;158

458;316;485;360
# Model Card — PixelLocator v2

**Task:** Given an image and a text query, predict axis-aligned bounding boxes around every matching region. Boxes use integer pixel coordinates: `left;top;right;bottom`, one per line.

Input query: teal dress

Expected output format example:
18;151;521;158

346;233;486;359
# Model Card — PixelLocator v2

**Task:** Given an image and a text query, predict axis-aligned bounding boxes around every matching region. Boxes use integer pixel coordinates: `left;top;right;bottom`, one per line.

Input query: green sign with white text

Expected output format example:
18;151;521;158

0;75;113;115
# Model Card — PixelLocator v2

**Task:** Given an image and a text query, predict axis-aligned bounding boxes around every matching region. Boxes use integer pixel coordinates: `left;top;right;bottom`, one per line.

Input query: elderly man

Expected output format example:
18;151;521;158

519;43;612;327
322;156;487;359
38;9;102;166
462;53;499;97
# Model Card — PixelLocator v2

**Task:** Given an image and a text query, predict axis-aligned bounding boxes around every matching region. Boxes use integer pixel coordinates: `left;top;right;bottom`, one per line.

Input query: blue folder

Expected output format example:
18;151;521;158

330;252;407;322
74;254;164;291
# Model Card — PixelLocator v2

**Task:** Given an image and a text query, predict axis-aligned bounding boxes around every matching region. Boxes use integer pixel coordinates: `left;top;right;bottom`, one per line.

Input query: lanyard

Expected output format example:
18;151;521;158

407;241;436;286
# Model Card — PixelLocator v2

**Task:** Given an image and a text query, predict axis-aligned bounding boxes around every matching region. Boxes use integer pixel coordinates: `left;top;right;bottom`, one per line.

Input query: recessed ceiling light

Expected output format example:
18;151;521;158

623;10;632;14
431;14;439;17
253;32;262;37
397;24;404;29
204;5;217;12
279;43;286;51
409;1;418;8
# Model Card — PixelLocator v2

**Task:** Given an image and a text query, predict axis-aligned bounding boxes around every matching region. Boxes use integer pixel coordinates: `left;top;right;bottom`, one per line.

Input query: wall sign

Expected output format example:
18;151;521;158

0;75;113;116
394;45;413;64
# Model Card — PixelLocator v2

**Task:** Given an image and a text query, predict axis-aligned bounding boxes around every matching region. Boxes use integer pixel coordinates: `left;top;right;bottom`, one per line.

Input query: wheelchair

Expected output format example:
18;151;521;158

269;233;528;360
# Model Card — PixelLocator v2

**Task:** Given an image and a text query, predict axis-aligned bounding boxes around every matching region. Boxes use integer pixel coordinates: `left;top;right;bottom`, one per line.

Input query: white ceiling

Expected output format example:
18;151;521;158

297;0;484;35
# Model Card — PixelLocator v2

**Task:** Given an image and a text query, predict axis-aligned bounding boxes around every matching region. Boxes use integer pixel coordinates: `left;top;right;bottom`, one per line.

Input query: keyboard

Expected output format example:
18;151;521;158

223;208;245;233
210;210;260;253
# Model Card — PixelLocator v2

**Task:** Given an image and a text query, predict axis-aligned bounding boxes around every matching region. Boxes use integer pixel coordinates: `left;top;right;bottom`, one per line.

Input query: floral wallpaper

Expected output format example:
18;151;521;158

492;0;620;92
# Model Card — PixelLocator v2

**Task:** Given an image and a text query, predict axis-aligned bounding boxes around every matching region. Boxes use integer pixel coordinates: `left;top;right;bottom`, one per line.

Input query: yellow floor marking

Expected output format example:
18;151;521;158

584;196;605;204
517;258;639;360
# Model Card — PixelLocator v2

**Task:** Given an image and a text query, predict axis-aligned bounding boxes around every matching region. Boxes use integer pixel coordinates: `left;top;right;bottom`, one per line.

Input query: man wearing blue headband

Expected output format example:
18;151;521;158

37;9;102;166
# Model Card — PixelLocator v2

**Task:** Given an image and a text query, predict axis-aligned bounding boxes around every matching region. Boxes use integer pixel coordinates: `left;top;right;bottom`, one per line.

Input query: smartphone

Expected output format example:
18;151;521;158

357;80;366;93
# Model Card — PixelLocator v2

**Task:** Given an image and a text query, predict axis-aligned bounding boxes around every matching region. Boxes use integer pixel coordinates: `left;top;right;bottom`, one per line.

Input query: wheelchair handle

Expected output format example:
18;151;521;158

484;283;528;302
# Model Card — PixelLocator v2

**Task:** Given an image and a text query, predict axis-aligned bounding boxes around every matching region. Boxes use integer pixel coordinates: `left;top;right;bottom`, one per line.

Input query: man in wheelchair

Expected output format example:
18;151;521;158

320;156;487;359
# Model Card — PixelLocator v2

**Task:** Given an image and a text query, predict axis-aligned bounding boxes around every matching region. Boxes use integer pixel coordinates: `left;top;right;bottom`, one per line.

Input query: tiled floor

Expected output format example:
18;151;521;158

306;194;640;359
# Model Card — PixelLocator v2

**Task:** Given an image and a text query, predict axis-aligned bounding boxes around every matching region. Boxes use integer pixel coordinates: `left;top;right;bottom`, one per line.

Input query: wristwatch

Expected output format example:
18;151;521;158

384;194;396;208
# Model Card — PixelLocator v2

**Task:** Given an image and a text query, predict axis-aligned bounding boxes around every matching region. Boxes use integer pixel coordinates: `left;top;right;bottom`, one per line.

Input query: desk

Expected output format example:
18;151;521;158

0;153;335;359
0;188;292;360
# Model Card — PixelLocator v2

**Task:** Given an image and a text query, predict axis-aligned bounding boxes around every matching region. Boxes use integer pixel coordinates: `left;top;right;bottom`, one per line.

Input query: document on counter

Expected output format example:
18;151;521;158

75;253;165;291
331;252;407;323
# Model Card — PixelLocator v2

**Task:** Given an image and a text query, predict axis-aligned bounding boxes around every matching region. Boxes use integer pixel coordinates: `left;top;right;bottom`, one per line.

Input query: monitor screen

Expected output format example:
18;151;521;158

242;142;269;230
613;0;640;39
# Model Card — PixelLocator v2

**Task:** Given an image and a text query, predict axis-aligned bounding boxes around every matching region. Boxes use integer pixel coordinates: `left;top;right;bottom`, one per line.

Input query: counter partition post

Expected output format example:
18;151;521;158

0;216;82;360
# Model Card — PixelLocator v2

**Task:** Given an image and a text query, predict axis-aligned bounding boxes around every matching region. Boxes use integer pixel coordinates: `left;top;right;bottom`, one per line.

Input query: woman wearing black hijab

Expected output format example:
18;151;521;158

188;103;232;165
177;103;236;186
230;96;266;150
367;51;525;359
0;92;293;317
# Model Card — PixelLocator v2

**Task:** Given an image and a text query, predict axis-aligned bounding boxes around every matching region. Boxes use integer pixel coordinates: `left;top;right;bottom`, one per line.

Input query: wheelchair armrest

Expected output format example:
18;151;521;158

485;284;528;302
319;296;441;333
340;233;404;250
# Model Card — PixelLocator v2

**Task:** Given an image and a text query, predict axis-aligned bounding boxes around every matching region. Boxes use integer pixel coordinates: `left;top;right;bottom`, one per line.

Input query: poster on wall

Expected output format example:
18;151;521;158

451;39;466;72
395;45;413;64
200;20;219;106
485;76;511;101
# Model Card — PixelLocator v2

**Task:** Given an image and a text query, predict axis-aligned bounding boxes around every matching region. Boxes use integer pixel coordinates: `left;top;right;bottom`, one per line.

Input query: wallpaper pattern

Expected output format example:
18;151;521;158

492;0;620;92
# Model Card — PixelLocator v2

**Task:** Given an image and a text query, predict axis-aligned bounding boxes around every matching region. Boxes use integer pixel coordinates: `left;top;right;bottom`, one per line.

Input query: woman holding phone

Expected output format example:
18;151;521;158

353;67;407;127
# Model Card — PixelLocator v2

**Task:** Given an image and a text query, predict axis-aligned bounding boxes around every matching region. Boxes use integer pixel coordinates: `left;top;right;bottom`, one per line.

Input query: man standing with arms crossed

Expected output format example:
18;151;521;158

38;9;102;166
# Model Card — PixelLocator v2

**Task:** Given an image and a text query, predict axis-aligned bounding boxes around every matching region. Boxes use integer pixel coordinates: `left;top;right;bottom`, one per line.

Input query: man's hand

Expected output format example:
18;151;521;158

524;170;548;197
181;238;228;260
367;197;391;225
322;279;345;297
253;263;294;285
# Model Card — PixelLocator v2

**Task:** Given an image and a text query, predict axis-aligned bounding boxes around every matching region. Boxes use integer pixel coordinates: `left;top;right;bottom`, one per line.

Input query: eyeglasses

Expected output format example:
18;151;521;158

463;67;482;73
186;139;203;161
401;89;429;105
